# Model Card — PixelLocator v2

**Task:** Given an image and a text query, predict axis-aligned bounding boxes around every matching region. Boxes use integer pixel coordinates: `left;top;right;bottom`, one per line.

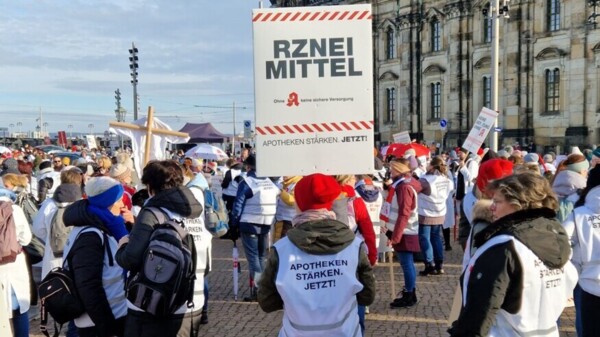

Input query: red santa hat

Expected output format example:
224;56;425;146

476;158;514;196
294;174;342;212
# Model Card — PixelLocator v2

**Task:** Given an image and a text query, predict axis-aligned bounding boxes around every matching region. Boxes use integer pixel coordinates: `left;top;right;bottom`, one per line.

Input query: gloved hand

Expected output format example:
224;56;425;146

385;230;393;240
228;227;240;241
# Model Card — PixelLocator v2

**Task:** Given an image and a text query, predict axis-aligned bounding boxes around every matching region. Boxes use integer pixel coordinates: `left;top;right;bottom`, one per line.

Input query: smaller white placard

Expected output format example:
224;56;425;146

462;107;498;154
392;131;411;144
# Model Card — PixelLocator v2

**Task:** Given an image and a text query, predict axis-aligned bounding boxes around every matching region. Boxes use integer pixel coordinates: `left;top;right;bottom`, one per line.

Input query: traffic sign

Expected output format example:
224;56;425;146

440;119;447;130
244;120;252;139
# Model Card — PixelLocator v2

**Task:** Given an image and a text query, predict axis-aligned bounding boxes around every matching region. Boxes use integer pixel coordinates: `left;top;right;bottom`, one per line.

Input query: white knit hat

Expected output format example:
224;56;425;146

85;176;124;208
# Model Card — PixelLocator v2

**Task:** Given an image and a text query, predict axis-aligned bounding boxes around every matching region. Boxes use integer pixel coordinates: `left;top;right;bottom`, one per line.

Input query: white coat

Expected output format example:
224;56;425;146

0;197;32;318
32;198;63;278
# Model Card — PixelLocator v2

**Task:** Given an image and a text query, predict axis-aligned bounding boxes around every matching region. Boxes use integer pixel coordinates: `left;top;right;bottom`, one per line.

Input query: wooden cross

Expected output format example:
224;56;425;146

109;106;189;165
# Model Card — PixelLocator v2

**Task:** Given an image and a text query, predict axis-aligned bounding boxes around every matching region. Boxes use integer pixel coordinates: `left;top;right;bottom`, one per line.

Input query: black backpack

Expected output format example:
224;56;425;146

126;207;196;317
16;190;38;225
38;227;113;337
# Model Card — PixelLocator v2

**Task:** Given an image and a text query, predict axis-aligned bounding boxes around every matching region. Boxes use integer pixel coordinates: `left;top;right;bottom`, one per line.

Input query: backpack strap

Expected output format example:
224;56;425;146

64;226;114;269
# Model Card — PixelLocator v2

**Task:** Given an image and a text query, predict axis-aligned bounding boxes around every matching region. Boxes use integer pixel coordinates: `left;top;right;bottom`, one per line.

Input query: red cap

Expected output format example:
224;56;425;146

294;174;342;212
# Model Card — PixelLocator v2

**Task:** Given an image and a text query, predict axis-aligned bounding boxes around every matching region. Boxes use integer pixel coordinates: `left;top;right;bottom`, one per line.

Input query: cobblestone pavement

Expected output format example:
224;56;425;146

29;237;577;337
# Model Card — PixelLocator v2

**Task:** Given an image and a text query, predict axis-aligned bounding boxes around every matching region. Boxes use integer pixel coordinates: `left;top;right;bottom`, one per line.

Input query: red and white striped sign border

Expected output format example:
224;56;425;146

253;10;372;22
256;120;374;135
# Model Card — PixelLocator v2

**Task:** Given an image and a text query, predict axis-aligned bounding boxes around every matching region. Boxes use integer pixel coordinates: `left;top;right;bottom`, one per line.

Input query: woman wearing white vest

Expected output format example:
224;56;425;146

381;160;423;308
562;166;600;337
62;177;131;337
230;155;280;302
221;159;244;212
258;173;375;337
417;156;453;275
449;172;577;337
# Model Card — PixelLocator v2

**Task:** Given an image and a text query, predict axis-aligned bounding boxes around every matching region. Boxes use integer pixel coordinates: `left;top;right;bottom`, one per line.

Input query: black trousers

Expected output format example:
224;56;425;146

124;309;202;337
581;288;600;337
78;316;126;337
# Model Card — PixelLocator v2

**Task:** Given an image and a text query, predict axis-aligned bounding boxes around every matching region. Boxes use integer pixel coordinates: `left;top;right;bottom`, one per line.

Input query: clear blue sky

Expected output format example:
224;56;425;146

0;1;261;136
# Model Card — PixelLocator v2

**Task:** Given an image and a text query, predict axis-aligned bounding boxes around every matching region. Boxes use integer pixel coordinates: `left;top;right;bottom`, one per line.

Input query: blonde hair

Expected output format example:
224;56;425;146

514;162;541;176
488;172;558;211
3;173;28;188
97;156;112;170
335;174;354;186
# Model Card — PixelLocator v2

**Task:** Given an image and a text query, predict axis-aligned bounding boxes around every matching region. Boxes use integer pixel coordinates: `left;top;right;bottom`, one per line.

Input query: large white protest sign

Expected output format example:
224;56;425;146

462;107;498;153
252;4;374;176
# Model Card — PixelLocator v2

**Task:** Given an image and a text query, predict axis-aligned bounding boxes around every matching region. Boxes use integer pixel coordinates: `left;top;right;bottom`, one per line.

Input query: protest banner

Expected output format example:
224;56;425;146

462;107;498;154
252;4;374;176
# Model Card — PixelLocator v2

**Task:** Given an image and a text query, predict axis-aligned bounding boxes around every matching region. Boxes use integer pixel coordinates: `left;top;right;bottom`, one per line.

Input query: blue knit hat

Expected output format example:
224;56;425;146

85;177;124;208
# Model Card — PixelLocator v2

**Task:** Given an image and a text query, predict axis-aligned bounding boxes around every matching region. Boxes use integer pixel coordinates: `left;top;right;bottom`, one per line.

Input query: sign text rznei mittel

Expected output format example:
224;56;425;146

266;38;363;79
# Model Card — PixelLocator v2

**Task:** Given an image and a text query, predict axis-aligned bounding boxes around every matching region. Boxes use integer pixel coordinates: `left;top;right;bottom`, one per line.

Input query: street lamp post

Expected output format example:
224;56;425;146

68;124;73;139
9;124;14;138
43;122;49;137
129;43;139;120
88;123;94;136
489;0;509;152
16;122;22;138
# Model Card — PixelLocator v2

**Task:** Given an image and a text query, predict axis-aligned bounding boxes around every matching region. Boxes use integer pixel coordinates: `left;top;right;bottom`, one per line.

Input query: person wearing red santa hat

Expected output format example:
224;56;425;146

258;173;375;337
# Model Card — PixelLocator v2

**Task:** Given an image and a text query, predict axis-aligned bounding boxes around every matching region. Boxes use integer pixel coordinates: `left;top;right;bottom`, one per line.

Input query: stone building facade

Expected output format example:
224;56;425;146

271;0;600;152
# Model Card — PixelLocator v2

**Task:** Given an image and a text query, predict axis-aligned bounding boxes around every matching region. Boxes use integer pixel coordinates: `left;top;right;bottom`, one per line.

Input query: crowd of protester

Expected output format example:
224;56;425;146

0;140;599;336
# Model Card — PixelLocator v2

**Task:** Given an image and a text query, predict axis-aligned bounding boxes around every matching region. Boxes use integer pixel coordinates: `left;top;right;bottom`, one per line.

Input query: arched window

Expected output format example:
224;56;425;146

430;82;441;119
545;68;560;113
431;18;441;52
386;87;396;122
547;0;560;31
386;27;396;60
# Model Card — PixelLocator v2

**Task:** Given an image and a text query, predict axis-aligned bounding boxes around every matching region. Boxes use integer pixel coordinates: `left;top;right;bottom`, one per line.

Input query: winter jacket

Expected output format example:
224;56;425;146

257;218;375;313
450;208;576;337
461;199;493;270
552;170;586;223
338;184;377;265
0;195;31;318
562;186;600;296
221;162;243;191
32;183;83;278
115;186;202;273
230;170;279;234
37;167;61;203
389;177;422;252
275;176;301;222
457;188;478;248
62;199;126;336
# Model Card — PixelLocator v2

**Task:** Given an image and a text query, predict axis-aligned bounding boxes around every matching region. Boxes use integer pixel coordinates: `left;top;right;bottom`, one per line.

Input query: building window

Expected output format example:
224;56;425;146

386;27;396;60
483;76;492;108
386;87;396;122
431;18;441;52
483;9;492;43
545;68;560;113
430;82;441;119
547;0;560;32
